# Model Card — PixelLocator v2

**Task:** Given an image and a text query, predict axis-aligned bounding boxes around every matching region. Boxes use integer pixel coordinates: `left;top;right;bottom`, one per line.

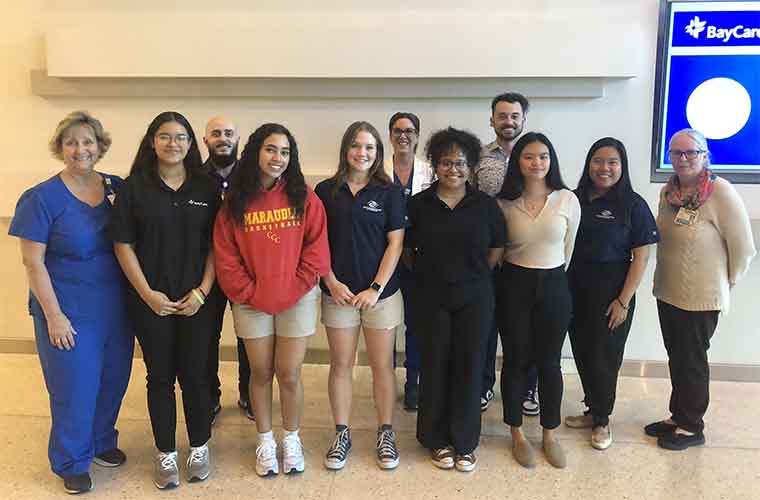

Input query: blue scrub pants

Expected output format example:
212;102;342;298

33;314;134;477
400;265;420;384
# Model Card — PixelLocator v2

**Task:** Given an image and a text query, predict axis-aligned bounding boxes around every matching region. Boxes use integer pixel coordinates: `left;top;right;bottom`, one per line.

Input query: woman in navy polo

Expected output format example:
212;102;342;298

565;137;659;450
111;111;219;489
315;121;406;471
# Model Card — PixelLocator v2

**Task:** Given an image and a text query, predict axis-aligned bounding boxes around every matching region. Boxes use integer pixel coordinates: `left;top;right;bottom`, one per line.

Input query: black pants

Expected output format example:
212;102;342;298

483;269;539;398
568;261;634;427
207;284;251;406
399;265;420;383
416;280;493;454
657;300;719;434
133;296;213;452
497;263;571;429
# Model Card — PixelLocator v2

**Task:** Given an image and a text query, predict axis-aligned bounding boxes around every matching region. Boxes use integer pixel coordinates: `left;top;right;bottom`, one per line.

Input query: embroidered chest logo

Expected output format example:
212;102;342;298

363;200;383;213
595;209;616;220
188;199;209;207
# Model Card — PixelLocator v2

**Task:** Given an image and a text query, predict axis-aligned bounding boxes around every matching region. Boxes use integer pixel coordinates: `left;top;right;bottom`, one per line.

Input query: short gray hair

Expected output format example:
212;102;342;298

670;128;710;166
48;111;112;161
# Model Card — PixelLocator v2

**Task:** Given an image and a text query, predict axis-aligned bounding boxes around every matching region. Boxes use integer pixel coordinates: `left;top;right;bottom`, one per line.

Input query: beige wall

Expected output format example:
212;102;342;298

2;1;759;364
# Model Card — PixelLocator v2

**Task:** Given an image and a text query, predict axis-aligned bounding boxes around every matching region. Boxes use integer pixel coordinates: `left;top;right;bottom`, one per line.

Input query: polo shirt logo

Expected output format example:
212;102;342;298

363;200;383;213
188;199;209;207
595;209;616;220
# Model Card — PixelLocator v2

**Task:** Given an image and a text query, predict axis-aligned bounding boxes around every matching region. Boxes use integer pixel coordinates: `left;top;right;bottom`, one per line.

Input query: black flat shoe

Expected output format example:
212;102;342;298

657;431;705;450
63;472;92;494
93;448;126;467
644;420;678;437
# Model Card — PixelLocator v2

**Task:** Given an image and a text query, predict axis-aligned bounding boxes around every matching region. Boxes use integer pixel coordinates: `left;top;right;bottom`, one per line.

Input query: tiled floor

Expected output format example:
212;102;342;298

2;353;759;499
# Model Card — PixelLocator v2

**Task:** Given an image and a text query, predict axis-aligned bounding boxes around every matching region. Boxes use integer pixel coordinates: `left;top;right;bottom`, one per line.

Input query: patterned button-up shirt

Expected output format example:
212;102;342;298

473;141;509;197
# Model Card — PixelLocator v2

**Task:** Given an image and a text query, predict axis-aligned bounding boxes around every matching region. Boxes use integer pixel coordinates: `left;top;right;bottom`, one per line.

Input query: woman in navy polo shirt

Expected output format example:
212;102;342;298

315;121;406;471
111;111;219;489
565;137;659;450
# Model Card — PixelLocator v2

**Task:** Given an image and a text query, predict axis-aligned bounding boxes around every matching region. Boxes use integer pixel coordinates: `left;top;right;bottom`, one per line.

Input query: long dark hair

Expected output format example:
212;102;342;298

225;123;307;225
329;121;390;197
576;137;635;225
497;132;568;200
129;111;202;178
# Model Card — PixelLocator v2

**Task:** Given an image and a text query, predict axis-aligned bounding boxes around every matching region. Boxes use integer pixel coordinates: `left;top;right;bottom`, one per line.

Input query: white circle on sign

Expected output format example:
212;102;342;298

686;78;751;140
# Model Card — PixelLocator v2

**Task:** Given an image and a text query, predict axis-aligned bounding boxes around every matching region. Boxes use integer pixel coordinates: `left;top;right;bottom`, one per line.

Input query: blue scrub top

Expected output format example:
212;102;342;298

315;178;407;299
572;190;659;264
8;173;126;319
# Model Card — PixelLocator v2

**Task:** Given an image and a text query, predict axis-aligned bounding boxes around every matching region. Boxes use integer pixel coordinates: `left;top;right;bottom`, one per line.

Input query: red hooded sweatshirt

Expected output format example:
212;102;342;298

213;181;330;315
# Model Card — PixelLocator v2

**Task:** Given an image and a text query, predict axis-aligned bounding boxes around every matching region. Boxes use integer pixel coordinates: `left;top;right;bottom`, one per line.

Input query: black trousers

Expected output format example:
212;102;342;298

568;261;634;427
497;263;571;429
207;284;251;405
484;269;539;398
416;280;493;454
133;296;213;452
657;300;719;434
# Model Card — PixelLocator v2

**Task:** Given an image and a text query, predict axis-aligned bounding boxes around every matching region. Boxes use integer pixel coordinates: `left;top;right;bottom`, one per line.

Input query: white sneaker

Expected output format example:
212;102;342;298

255;439;279;477
282;432;305;474
154;451;179;489
187;443;210;482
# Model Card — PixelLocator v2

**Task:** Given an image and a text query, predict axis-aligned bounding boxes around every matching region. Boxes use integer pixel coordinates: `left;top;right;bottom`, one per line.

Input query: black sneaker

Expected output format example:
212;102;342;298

63;472;92;495
210;402;222;426
376;429;400;469
403;382;419;412
522;388;540;416
93;448;127;467
480;389;494;412
657;431;705;450
644;420;678;438
324;428;352;470
237;399;255;421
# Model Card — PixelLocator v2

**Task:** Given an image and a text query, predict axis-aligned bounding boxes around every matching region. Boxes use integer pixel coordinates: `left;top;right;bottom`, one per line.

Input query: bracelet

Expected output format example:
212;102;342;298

191;288;205;306
197;287;207;298
616;297;629;310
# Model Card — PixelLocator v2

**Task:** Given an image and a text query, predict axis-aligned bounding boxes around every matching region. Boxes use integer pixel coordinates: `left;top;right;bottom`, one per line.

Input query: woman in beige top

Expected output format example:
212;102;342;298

647;128;755;450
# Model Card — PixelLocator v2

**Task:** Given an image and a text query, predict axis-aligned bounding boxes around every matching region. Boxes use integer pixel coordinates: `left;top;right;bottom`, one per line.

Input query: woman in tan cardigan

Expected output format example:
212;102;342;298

647;128;755;450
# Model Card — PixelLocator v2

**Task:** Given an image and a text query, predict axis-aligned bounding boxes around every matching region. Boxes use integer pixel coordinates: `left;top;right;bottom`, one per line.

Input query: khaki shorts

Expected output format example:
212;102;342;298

232;286;320;339
321;289;403;330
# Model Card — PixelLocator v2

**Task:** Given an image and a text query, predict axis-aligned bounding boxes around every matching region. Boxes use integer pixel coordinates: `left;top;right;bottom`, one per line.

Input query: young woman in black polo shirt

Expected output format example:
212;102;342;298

315;121;406;471
565;137;659;450
111;111;219;489
406;127;506;473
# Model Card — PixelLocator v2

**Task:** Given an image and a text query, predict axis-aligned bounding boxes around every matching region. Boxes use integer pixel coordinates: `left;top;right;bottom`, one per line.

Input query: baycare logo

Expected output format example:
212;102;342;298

685;15;760;42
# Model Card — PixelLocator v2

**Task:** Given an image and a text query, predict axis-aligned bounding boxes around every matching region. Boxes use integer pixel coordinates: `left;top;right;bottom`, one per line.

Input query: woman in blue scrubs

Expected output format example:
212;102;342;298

8;111;134;494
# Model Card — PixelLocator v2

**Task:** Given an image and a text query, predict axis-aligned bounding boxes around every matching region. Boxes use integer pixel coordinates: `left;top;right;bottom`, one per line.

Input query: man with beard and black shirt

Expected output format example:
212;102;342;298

202;116;254;422
472;93;540;418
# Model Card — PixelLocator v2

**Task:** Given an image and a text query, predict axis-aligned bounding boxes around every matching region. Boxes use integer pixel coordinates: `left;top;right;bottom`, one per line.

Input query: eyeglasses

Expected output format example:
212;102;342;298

391;128;417;137
155;133;190;145
438;159;469;171
668;149;705;160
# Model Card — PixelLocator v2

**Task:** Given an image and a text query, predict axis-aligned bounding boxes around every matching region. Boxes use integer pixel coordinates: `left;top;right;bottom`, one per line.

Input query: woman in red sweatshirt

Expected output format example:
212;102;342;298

213;123;330;477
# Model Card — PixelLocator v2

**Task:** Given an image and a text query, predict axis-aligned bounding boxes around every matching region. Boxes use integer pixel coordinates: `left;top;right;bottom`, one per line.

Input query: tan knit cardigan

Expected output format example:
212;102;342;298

653;177;756;313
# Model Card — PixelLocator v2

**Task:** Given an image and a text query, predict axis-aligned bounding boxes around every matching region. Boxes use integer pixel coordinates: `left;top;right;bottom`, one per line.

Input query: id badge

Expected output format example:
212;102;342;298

674;207;698;226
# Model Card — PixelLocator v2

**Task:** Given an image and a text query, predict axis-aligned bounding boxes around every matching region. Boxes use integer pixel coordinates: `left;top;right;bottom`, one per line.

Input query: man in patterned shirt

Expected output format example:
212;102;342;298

473;93;540;418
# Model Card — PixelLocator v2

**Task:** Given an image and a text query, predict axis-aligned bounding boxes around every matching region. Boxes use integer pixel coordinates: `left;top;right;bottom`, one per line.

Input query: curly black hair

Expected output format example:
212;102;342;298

425;127;481;169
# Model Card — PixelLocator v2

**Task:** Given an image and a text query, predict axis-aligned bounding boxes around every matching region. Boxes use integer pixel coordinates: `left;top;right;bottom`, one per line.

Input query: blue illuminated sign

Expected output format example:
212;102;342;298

652;1;760;182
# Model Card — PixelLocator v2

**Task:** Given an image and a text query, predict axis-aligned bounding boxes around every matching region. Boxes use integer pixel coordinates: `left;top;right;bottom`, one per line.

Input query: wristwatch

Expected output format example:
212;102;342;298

370;281;384;294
